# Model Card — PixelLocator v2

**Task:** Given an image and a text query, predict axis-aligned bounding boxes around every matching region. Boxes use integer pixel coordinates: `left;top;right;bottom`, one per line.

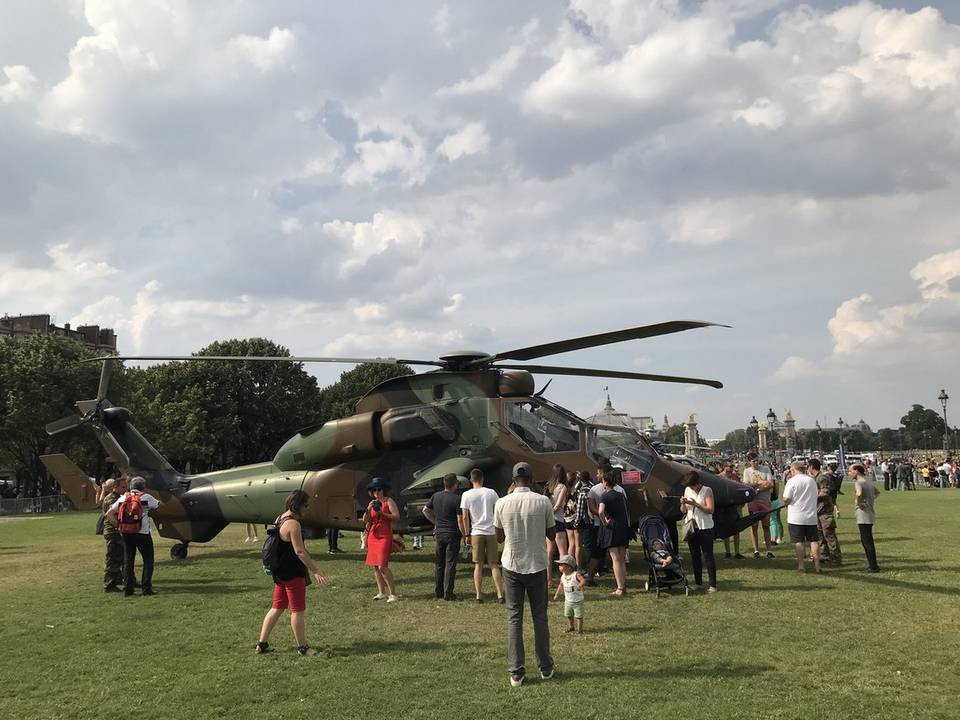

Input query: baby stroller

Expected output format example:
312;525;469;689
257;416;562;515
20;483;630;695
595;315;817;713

637;515;692;598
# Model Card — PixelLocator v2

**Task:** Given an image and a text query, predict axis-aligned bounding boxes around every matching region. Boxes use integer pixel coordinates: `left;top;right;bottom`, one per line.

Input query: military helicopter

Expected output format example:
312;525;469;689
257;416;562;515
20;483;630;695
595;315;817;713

46;320;760;559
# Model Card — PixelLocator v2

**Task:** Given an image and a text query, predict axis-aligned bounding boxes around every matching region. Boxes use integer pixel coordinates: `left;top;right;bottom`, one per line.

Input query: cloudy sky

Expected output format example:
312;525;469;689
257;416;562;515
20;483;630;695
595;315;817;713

2;0;958;438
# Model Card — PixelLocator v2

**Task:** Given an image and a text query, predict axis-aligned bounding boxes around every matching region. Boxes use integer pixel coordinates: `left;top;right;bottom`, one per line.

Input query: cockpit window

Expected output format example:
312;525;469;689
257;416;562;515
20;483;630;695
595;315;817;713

504;400;581;453
589;427;657;477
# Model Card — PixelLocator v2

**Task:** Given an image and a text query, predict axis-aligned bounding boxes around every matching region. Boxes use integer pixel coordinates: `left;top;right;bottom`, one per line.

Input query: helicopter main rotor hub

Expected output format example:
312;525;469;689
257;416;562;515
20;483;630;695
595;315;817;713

437;351;493;370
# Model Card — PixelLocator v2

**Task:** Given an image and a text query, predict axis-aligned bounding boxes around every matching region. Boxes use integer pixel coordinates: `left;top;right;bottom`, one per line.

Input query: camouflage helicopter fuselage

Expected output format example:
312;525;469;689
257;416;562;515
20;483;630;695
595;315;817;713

89;367;755;557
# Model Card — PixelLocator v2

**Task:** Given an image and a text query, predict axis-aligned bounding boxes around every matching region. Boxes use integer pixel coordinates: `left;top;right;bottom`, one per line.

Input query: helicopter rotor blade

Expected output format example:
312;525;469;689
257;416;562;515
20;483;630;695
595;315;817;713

485;321;730;363
46;414;82;436
86;355;444;367
97;357;114;400
493;363;724;389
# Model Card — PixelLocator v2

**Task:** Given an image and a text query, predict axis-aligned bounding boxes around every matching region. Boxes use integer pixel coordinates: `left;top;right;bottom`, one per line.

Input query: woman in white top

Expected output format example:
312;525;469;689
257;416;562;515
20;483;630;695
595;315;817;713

680;470;717;593
545;464;569;586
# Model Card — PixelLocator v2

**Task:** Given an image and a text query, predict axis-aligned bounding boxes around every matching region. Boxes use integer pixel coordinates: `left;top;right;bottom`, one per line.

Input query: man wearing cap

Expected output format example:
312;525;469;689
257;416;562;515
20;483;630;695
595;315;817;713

495;462;556;687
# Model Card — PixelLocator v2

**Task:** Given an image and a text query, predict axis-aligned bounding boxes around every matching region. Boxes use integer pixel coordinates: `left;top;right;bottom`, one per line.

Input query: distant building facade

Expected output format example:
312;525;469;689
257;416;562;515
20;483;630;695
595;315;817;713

587;393;654;434
0;313;117;354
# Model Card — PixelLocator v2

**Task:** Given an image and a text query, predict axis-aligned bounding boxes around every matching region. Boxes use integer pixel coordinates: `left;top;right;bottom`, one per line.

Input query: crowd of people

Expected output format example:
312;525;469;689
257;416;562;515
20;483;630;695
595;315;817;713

90;451;949;685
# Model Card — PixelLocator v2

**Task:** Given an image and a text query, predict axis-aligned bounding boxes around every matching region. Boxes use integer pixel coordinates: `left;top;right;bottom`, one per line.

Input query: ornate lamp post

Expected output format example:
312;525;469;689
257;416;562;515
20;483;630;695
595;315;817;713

766;408;778;461
939;389;949;456
837;417;845;451
815;420;822;454
749;416;759;452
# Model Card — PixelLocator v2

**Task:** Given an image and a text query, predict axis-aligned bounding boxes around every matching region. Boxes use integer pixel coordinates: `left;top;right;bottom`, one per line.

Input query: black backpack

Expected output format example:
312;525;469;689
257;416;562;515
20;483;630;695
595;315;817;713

261;517;291;575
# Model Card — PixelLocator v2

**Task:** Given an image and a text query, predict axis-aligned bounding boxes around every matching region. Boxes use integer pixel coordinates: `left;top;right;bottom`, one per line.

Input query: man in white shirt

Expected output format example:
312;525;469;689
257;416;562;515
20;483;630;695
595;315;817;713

494;462;556;687
460;468;505;603
781;461;820;573
107;476;161;596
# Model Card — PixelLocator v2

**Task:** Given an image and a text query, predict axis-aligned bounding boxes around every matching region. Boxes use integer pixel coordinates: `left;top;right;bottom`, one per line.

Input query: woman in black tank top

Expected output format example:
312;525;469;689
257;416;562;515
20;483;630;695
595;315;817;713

255;490;328;656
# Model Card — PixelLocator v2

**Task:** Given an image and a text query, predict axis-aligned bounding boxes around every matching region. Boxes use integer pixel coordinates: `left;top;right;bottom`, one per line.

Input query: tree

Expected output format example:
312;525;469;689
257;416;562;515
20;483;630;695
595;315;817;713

900;404;945;436
124;338;324;471
714;428;752;454
319;362;415;421
0;335;102;493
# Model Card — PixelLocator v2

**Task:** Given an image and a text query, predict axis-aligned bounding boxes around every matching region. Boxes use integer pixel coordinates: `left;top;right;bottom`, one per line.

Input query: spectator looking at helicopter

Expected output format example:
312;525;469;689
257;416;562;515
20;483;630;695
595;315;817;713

100;475;128;592
495;462;556;687
850;464;880;573
585;463;622;586
255;490;329;656
597;469;631;596
782;461;821;574
743;453;775;560
423;473;463;601
545;464;569;586
562;471;578;563
460;468;505;603
719;462;745;560
106;476;160;597
364;477;399;602
570;471;592;570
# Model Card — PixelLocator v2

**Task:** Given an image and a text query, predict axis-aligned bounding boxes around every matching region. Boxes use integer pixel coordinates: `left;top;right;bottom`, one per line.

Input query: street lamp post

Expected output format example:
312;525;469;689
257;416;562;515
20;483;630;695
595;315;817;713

766;409;778;462
815;420;822;454
939;389;950;457
749;416;759;452
838;417;846;457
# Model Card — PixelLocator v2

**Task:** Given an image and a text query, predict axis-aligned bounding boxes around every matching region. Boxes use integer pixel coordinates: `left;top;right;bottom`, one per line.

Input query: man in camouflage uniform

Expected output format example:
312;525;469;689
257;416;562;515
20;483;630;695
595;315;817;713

809;459;841;565
102;476;129;592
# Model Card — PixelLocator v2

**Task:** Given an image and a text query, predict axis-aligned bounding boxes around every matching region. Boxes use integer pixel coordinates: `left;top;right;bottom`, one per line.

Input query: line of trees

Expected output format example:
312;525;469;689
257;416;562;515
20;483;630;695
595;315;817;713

0;334;412;495
714;404;953;456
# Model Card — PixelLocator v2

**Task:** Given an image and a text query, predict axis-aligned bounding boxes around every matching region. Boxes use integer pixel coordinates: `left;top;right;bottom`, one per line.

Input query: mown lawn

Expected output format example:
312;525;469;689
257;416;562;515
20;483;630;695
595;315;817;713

1;488;958;720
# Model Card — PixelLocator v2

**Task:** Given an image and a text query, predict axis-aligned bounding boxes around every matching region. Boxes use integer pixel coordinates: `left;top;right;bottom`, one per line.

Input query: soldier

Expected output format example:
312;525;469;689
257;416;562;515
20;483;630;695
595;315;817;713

101;475;129;592
809;459;841;565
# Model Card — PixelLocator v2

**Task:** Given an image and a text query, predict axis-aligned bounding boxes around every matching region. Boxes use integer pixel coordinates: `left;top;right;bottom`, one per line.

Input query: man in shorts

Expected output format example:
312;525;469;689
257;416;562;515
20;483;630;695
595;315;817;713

782;461;821;573
743;452;775;559
460;468;505;603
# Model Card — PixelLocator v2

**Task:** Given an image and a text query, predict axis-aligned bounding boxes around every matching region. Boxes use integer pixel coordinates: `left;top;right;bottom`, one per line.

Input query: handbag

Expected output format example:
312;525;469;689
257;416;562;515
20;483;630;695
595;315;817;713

682;515;698;542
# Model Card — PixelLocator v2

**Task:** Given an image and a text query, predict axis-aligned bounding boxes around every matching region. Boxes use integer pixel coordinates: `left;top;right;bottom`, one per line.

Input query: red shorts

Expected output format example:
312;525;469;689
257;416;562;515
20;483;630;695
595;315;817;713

272;577;306;612
748;501;772;526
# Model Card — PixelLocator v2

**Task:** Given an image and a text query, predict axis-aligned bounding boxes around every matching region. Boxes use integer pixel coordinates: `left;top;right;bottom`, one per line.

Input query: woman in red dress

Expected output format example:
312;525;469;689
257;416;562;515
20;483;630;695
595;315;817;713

364;477;399;602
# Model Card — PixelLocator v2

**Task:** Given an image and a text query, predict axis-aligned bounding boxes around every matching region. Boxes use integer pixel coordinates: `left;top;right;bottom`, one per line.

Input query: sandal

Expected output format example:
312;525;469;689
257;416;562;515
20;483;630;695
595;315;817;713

298;645;318;657
255;642;273;654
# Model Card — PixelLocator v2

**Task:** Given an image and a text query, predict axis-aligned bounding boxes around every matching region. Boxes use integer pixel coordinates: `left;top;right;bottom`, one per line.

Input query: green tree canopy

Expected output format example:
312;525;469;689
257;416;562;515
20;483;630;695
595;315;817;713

0;335;103;492
319;362;415;421
124;338;323;471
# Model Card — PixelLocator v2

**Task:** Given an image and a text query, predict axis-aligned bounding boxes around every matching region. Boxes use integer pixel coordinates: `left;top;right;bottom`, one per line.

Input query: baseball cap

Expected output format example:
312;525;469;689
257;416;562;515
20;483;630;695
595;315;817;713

512;462;532;479
555;554;576;567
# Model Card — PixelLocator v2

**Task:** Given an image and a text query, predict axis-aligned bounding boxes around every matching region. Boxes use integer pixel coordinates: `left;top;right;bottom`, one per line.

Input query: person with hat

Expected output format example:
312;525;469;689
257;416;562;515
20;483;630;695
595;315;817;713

494;462;556;687
363;477;399;602
551;554;585;634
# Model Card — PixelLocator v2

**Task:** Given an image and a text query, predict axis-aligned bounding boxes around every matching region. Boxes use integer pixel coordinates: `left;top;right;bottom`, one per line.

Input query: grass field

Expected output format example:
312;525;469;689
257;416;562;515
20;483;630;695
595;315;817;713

2;488;958;720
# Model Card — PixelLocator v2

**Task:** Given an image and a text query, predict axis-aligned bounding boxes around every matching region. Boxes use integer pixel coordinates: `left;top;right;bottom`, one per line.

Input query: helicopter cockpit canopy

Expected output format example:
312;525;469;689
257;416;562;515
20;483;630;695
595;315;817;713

588;424;658;479
503;399;582;453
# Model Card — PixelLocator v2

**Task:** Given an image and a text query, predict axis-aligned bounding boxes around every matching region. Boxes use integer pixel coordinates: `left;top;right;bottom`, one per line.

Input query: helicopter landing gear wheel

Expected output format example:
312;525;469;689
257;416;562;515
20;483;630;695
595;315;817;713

170;543;189;560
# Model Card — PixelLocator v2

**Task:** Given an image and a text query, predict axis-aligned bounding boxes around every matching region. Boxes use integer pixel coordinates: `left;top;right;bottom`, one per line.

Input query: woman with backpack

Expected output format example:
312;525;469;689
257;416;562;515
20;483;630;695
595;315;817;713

256;490;328;656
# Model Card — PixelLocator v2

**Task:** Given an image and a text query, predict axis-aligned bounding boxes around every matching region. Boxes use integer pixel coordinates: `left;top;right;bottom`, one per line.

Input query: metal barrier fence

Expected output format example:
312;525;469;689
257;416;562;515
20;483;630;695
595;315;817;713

0;495;67;516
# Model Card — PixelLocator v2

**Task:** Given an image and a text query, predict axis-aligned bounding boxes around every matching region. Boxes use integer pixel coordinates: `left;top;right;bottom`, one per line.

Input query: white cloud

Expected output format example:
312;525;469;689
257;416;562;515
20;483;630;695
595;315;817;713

733;98;786;129
353;303;387;322
343;130;428;187
910;248;960;300
438;46;524;95
322;212;429;277
322;326;464;356
442;293;463;314
280;217;302;235
437;122;490;161
0;65;39;104
225;26;295;73
771;355;817;382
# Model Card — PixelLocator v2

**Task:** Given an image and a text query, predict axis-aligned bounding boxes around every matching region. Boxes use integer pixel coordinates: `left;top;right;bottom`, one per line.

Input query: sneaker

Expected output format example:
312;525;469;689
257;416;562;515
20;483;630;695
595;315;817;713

373;592;387;600
753;551;761;559
706;586;718;594
509;674;524;688
541;667;554;680
255;642;273;654
386;595;399;603
723;552;732;559
734;553;746;560
298;645;318;657
765;551;775;559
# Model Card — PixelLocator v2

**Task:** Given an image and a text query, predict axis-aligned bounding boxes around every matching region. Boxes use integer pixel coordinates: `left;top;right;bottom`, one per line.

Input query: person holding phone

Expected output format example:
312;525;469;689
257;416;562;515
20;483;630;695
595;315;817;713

680;470;717;593
364;477;399;602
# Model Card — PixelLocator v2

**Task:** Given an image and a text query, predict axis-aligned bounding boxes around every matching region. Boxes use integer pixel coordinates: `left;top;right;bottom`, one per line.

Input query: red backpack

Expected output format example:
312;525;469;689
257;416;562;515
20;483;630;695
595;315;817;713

117;491;144;535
